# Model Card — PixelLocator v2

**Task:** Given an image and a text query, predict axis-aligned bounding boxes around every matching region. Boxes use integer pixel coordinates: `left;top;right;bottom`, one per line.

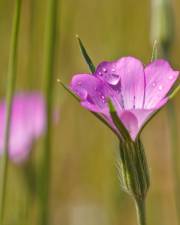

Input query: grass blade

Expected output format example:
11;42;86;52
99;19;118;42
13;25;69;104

39;0;58;225
0;0;22;223
76;35;96;73
151;40;158;61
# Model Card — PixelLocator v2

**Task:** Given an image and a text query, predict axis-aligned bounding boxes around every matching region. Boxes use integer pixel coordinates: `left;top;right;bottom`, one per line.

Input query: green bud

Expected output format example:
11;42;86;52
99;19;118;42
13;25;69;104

117;138;150;201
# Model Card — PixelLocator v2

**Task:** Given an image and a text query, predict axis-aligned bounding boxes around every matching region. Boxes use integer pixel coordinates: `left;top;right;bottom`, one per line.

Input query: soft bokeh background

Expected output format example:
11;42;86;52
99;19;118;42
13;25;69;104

0;0;179;224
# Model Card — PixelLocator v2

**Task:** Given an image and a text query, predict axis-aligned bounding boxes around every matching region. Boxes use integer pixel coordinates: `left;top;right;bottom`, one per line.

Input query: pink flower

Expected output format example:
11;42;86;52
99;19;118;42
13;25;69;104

0;92;46;163
70;57;179;141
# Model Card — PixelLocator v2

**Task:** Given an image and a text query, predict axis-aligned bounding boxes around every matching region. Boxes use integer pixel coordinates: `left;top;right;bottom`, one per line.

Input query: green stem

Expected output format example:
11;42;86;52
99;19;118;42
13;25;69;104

0;0;21;223
39;0;58;225
135;199;146;225
20;159;36;225
27;0;35;88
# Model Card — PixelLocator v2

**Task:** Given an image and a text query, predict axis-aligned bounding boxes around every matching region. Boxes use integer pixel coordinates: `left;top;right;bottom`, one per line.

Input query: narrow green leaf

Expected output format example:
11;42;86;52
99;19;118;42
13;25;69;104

151;40;158;62
108;99;131;141
169;84;180;99
76;35;96;73
0;0;22;223
40;0;58;224
57;79;80;101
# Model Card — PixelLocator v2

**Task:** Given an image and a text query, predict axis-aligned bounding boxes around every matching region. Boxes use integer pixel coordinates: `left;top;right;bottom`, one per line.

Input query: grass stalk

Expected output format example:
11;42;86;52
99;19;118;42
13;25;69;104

39;0;58;225
0;0;22;223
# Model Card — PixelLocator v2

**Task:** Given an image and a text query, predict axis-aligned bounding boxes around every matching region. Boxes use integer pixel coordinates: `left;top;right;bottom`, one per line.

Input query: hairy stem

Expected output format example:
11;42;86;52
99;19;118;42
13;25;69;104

135;199;147;225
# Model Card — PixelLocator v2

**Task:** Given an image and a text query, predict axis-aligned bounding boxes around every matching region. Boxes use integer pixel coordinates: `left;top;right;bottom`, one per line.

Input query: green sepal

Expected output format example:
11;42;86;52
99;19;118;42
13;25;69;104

169;83;180;100
76;35;96;73
57;79;80;101
151;40;159;61
108;99;131;142
117;138;150;200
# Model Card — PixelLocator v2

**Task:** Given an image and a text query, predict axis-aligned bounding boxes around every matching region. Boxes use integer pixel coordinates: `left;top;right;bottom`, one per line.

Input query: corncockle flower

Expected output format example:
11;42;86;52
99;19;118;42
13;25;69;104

70;57;179;141
0;92;46;163
64;52;179;225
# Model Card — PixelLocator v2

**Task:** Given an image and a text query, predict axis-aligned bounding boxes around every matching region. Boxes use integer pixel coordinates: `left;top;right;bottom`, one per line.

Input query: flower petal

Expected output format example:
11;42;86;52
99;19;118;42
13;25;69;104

70;74;124;136
95;57;145;109
144;59;179;108
26;93;46;138
95;61;121;85
119;111;138;141
0;93;46;163
70;74;114;111
128;97;168;137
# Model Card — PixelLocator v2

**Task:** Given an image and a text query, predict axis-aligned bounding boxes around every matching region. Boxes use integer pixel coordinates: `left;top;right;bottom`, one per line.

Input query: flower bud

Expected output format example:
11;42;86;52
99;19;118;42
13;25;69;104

117;138;150;201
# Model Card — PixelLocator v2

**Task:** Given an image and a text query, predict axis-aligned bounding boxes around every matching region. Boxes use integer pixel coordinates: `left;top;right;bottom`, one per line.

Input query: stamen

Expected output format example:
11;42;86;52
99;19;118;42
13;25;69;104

133;96;136;109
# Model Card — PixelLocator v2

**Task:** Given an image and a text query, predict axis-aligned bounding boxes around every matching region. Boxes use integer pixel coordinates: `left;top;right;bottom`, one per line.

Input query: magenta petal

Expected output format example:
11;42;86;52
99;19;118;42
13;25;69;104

144;59;179;108
26;93;46;138
119;98;168;140
70;74;124;135
119;111;139;140
71;74;117;130
0;92;46;163
95;57;145;109
129;109;154;134
129;97;168;137
154;97;168;108
95;61;124;107
119;57;145;109
70;74;114;111
95;61;121;85
81;101;106;113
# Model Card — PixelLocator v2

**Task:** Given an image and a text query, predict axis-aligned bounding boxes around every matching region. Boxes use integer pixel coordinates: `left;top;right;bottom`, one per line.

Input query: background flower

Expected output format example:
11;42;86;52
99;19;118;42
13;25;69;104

0;92;46;163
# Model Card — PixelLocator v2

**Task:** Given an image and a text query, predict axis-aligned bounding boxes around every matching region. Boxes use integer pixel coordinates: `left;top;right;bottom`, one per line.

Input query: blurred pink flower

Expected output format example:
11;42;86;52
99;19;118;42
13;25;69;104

0;92;46;163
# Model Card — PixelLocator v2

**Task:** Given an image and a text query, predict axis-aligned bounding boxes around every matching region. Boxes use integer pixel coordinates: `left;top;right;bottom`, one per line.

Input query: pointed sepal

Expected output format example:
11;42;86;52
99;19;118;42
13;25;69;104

108;99;131;142
151;40;159;62
76;35;96;73
57;79;80;101
169;83;180;100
